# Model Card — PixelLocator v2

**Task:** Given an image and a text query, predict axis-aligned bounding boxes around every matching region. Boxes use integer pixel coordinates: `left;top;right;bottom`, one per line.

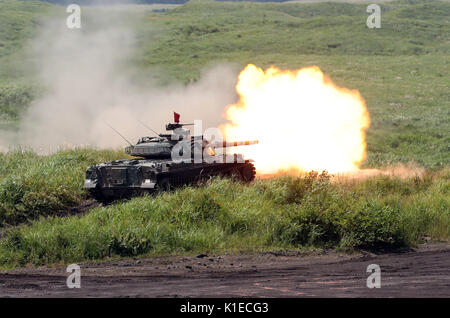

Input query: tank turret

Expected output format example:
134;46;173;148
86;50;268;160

84;112;258;202
125;112;258;160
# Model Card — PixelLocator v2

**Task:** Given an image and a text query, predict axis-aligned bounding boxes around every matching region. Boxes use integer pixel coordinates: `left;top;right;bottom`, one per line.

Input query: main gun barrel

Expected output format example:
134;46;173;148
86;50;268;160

210;140;259;148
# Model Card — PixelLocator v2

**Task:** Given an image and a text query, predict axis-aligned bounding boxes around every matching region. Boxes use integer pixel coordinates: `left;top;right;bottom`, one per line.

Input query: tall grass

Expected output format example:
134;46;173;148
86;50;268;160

0;169;448;268
0;148;126;226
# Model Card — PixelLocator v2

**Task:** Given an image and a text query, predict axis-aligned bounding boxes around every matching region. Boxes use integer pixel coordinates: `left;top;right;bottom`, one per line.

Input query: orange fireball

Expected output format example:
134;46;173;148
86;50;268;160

221;64;370;174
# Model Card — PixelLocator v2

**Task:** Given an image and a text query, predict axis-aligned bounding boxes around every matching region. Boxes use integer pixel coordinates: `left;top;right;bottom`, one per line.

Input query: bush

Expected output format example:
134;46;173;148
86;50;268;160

341;202;405;248
0;83;37;119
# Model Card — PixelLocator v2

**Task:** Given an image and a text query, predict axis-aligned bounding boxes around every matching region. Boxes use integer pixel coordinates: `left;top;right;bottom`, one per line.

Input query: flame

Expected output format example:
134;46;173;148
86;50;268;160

222;64;370;174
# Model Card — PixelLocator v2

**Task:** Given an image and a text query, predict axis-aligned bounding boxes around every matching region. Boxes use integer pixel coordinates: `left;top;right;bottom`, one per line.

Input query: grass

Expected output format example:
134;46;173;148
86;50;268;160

0;148;126;227
138;0;449;75
0;169;448;268
0;0;60;120
136;0;450;168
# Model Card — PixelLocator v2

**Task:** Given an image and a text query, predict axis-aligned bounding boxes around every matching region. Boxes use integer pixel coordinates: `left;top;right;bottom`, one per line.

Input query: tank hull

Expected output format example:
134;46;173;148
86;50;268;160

84;158;256;202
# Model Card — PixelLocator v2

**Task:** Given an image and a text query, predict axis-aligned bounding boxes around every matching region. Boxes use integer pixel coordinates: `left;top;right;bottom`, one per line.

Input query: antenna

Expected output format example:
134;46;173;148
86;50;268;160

136;118;161;137
103;120;134;147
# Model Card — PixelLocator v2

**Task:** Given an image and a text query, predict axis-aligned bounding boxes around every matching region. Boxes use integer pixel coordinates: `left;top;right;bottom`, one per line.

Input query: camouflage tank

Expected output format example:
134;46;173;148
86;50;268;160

84;113;258;202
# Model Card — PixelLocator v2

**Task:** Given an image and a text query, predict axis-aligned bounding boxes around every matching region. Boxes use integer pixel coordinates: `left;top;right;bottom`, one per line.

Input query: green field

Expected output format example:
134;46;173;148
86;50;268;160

0;0;449;267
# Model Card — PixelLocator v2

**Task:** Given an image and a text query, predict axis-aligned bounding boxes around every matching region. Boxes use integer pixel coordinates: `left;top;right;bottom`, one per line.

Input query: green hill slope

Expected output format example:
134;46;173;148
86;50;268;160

0;0;59;123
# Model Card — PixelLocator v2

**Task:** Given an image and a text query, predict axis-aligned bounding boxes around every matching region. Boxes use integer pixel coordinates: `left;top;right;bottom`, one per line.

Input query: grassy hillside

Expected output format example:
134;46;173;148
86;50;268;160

0;0;449;166
137;0;449;168
0;149;126;226
0;0;60;124
139;0;449;74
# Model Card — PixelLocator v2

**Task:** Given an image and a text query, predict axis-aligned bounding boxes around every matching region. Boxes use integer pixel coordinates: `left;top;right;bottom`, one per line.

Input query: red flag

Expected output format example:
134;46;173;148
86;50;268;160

174;112;180;123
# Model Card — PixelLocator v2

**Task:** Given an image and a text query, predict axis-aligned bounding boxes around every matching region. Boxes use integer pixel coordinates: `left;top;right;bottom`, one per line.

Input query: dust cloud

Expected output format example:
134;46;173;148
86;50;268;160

0;6;238;153
258;162;425;180
337;162;426;180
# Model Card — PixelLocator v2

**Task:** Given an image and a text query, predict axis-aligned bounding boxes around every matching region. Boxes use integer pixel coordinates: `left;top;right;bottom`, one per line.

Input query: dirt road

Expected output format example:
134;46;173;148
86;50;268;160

0;243;449;297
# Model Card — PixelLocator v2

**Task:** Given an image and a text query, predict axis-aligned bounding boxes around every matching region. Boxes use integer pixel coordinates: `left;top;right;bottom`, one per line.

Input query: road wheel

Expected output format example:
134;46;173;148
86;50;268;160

240;163;256;182
158;178;173;192
89;189;113;205
228;167;242;181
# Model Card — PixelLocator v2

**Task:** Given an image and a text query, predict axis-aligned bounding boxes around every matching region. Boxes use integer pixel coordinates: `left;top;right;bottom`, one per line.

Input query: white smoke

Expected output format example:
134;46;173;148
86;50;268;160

0;6;239;153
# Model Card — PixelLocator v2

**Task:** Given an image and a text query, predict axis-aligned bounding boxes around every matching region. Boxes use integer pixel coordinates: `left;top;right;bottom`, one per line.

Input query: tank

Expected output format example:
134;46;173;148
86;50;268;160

84;113;258;202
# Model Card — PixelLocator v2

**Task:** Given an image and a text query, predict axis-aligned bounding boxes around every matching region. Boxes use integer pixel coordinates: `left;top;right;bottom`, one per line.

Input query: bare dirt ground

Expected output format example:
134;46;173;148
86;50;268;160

0;243;449;297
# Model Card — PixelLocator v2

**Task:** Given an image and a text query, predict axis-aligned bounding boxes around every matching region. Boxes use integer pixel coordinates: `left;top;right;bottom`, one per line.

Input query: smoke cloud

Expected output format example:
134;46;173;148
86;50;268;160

0;6;239;153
